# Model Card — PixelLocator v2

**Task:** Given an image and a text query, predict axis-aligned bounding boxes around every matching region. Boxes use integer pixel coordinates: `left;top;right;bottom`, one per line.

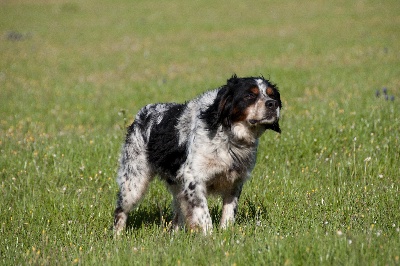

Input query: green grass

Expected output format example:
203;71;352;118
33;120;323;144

1;0;399;265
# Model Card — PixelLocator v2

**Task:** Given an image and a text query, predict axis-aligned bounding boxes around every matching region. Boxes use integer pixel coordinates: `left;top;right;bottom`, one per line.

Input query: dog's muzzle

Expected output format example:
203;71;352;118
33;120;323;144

265;100;279;110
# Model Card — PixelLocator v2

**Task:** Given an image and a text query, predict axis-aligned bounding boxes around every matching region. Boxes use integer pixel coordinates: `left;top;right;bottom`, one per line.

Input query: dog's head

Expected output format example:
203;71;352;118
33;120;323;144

202;75;282;135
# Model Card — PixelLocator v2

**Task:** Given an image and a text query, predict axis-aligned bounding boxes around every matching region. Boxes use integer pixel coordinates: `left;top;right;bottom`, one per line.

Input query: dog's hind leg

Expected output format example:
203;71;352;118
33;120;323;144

113;132;154;236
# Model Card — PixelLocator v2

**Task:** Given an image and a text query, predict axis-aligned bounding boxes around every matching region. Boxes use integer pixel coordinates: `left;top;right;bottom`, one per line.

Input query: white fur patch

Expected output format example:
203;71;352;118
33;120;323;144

256;78;267;97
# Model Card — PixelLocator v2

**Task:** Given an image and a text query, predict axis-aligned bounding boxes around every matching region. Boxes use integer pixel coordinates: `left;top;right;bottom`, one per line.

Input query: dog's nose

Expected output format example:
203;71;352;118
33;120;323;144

266;100;278;110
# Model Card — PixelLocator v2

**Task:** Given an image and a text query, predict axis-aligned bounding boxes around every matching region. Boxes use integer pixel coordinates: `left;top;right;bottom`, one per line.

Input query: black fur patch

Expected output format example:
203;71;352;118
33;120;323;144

200;86;232;131
147;104;187;178
188;181;196;190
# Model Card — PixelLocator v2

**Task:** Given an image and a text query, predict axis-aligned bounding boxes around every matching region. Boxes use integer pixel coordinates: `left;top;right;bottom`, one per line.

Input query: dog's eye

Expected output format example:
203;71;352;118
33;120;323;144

244;93;257;100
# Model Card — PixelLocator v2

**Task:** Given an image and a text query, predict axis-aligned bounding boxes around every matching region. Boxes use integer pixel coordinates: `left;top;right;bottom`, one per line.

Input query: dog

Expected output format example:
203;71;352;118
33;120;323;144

113;75;282;235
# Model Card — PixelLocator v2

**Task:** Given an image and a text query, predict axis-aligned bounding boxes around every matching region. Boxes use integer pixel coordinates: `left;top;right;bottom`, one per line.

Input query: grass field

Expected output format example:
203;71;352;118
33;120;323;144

1;0;399;265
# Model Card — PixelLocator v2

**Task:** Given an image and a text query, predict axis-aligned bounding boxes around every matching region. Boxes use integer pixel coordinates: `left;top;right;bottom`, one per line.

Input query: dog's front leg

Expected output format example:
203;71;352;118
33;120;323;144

220;182;243;229
178;181;212;234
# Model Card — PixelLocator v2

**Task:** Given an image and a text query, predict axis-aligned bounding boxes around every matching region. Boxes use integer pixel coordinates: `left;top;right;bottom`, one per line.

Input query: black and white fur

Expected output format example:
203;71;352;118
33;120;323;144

113;75;282;235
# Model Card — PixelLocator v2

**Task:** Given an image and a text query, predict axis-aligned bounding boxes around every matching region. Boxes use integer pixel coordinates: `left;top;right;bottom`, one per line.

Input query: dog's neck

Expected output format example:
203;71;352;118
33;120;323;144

229;121;265;146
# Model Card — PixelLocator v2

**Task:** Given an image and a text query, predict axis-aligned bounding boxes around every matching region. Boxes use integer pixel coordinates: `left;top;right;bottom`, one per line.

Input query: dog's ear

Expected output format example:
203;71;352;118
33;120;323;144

265;122;281;133
217;87;233;128
200;86;233;130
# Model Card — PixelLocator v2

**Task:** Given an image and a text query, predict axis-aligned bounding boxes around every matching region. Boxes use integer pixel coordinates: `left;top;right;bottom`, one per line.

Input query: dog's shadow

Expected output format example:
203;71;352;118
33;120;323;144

125;203;170;230
123;198;267;231
124;204;223;230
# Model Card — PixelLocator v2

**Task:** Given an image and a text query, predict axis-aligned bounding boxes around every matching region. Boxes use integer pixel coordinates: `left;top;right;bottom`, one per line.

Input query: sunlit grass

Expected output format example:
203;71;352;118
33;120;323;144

1;0;399;265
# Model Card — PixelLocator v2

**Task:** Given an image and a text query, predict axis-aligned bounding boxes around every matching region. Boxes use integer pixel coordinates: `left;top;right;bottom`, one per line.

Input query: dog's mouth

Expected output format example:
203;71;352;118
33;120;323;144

248;108;280;126
248;116;278;125
248;117;281;133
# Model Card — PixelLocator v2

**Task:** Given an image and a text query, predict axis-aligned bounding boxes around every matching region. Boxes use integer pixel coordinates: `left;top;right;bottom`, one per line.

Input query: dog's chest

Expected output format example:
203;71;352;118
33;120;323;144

190;137;257;186
205;168;245;195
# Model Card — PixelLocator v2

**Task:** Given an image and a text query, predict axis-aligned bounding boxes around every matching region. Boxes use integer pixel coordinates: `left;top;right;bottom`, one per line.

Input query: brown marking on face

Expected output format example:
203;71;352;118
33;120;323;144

266;87;274;96
249;86;260;95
